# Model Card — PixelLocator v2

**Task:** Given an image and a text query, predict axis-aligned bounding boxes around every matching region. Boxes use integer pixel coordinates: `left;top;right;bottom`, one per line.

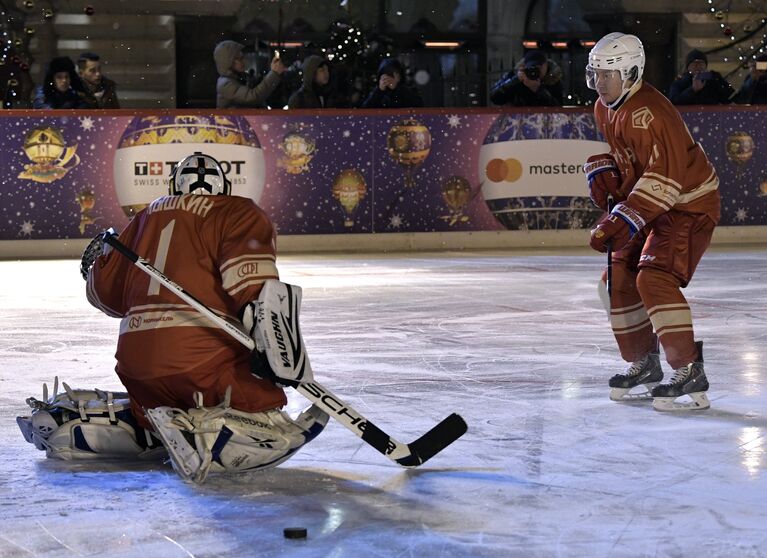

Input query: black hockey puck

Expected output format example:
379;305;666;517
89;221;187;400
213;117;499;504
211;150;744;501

283;527;307;539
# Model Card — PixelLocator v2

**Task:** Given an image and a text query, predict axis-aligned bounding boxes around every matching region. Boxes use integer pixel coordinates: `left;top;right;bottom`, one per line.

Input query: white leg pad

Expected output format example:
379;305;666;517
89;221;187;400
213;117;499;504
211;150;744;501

17;378;164;461
146;389;328;484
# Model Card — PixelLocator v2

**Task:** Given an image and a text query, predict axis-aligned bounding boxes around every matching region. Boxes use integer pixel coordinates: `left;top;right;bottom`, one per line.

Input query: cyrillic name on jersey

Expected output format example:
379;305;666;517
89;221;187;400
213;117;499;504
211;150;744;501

146;195;214;218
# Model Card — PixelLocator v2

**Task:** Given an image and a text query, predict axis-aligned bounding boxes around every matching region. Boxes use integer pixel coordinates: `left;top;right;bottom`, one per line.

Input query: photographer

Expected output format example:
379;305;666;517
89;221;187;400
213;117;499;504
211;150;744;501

734;53;767;105
214;40;285;109
668;49;733;105
362;58;423;109
490;50;563;107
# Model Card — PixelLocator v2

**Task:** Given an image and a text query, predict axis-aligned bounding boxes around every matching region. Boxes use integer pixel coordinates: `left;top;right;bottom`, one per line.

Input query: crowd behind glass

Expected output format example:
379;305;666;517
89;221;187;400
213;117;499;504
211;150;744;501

15;42;767;110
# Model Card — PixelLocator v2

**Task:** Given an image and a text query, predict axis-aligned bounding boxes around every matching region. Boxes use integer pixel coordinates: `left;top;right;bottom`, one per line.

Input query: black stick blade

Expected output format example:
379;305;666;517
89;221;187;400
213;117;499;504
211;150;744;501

396;413;468;467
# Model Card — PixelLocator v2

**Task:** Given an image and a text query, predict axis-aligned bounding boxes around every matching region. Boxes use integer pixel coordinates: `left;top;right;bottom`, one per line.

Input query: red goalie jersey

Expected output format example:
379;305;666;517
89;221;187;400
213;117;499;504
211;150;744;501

594;82;720;225
86;194;286;426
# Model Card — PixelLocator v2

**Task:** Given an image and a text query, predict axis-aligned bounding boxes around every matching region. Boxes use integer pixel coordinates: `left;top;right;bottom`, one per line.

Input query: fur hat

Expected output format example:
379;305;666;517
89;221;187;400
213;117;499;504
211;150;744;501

48;56;76;75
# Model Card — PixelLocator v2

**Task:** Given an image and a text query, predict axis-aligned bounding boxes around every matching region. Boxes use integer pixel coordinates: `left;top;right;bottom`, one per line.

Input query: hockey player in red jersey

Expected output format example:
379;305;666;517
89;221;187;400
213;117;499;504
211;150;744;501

18;153;327;482
583;33;720;411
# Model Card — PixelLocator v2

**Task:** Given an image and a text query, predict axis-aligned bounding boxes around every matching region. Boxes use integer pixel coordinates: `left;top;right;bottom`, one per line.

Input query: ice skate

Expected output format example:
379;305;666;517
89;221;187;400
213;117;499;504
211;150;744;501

608;351;663;401
651;341;710;411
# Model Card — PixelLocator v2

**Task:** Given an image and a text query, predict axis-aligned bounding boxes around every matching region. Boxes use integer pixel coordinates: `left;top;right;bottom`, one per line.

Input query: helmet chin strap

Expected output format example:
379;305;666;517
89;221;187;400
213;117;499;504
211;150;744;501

602;78;641;110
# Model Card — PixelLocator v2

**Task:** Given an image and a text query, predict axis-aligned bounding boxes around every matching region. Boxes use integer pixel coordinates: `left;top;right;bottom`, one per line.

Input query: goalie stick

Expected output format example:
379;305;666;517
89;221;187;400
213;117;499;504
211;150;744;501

98;228;467;467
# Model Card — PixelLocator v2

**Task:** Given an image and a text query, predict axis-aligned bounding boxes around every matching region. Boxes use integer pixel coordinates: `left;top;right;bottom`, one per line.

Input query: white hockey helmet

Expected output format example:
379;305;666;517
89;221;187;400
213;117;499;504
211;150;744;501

168;152;231;196
586;32;645;92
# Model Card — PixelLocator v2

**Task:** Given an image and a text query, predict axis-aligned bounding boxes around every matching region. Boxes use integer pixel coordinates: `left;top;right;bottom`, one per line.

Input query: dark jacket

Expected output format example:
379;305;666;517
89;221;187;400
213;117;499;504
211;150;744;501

214;40;280;109
362;58;423;109
33;56;89;109
32;85;88;109
668;72;734;105
735;73;767;104
81;76;120;108
490;59;564;107
288;55;331;109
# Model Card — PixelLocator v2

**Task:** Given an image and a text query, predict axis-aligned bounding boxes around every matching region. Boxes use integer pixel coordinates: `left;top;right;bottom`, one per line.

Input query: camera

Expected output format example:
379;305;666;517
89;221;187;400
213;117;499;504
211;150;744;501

523;66;541;80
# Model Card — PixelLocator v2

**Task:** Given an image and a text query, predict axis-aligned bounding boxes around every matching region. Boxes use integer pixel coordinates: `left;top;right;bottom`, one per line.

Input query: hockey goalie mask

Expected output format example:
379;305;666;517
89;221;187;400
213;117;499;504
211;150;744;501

586;32;645;108
168;152;232;196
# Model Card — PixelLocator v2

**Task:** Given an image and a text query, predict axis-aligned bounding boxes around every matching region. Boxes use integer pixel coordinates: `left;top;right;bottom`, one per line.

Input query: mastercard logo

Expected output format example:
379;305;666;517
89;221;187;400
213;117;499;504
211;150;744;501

485;158;523;183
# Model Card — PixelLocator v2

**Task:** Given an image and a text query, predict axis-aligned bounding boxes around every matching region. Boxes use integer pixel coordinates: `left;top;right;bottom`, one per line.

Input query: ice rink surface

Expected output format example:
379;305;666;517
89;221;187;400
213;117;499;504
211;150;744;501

1;248;765;558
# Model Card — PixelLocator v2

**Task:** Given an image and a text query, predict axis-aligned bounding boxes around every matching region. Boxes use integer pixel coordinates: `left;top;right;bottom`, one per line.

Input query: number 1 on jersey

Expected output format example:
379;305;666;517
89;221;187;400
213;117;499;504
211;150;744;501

148;219;176;296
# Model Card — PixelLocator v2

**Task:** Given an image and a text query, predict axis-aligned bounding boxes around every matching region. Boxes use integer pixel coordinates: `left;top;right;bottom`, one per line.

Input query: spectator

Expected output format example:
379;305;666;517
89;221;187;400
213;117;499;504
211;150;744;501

33;56;88;109
362;57;423;109
490;50;563;107
288;55;332;109
214;40;285;108
77;52;120;108
734;53;767;104
668;49;733;105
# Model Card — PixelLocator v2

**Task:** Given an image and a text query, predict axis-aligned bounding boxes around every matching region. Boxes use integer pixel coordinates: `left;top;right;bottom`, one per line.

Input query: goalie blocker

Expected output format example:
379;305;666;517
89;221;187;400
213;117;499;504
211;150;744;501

241;280;314;387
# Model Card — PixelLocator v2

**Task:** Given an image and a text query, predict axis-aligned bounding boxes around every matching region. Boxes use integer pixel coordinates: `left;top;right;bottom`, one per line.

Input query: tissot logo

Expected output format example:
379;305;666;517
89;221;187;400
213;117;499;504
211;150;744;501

133;160;247;176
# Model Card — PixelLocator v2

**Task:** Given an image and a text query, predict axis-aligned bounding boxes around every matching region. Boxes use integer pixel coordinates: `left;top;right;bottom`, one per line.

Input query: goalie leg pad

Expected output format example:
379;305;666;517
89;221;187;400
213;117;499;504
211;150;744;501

146;387;328;484
17;378;165;461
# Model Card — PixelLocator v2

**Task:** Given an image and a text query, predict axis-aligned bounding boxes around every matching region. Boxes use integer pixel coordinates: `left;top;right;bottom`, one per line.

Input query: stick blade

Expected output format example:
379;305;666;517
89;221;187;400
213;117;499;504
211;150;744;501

396;413;467;467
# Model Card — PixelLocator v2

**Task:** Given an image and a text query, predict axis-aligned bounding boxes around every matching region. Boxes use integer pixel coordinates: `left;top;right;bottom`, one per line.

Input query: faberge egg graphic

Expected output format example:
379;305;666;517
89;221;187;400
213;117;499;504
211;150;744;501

479;113;606;230
113;115;265;217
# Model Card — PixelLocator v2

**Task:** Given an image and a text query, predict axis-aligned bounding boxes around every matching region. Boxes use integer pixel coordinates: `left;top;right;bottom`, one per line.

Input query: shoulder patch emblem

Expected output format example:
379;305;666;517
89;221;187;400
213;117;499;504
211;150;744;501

631;107;654;129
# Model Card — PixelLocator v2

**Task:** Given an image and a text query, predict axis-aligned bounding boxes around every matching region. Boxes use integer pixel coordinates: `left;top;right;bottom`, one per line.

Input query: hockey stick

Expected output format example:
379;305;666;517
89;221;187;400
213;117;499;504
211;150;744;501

606;194;615;299
100;229;467;467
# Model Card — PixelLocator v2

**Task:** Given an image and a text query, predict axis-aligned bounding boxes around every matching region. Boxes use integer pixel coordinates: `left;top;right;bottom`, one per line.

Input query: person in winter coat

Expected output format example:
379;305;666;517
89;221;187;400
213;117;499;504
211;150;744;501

288;55;332;109
734;53;767;105
361;58;423;109
668;49;733;105
214;40;285;109
32;56;89;109
490;50;563;107
77;52;120;109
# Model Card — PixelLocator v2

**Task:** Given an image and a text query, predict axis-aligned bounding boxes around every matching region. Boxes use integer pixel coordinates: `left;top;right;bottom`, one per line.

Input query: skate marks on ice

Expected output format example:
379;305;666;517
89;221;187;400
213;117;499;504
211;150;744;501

0;459;521;558
1;252;767;557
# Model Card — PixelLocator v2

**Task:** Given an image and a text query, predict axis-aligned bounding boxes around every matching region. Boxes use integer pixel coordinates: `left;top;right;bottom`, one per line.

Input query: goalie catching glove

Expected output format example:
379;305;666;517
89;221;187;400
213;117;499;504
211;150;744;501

240;280;313;388
583;153;623;211
80;228;116;280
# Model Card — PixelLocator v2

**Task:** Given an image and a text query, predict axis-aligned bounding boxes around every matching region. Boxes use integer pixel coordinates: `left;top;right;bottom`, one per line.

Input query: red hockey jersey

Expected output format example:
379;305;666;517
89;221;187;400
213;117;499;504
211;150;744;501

594;81;720;225
87;194;285;413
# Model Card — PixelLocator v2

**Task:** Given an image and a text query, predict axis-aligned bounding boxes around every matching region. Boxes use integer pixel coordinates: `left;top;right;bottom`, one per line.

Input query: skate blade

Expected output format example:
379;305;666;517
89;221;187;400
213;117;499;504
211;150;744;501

609;383;658;402
652;392;710;412
16;416;34;443
145;408;199;481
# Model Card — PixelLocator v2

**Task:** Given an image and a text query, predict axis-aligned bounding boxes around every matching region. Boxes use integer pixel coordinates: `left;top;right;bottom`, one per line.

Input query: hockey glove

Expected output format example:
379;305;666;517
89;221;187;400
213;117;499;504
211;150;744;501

80;229;116;280
589;202;646;253
583;153;622;211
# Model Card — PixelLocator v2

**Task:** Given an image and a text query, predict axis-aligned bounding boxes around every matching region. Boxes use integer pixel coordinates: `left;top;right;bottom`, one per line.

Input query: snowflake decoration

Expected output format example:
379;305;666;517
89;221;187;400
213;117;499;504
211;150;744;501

735;208;747;222
447;115;461;128
389;214;403;228
261;123;270;131
80;116;95;131
295;210;304;218
343;130;351;138
19;221;35;237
